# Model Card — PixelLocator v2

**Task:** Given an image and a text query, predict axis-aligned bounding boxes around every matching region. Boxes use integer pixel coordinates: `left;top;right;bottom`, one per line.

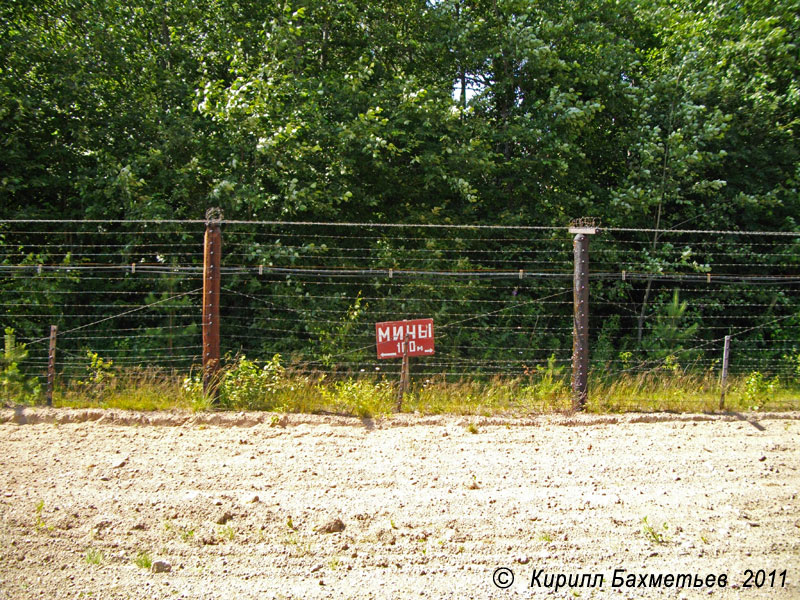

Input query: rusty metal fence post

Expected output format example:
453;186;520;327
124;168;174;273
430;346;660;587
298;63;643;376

202;208;222;398
720;335;731;410
397;331;410;410
569;219;598;411
46;325;57;406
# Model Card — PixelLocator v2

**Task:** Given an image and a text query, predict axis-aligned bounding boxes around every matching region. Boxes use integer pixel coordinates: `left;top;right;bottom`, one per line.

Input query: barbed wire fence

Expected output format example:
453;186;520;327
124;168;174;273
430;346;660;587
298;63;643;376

1;216;798;411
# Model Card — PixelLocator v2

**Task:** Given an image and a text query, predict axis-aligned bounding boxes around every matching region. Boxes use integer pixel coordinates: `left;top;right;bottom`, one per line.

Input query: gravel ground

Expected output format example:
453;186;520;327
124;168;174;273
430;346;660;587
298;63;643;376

0;408;798;599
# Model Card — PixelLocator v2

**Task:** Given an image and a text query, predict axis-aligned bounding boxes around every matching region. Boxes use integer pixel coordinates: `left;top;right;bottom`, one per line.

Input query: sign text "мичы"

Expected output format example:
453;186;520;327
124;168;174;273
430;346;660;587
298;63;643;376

375;318;434;359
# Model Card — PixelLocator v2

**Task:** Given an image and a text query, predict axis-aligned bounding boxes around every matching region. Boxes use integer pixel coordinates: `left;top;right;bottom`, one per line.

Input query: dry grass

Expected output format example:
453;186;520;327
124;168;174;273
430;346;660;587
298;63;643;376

34;365;800;415
54;367;198;411
589;371;798;413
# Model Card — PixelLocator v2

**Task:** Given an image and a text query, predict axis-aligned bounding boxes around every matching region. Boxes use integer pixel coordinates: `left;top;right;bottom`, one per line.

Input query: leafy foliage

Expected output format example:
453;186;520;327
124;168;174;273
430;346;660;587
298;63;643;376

183;354;290;411
741;371;780;407
1;0;796;227
1;328;40;403
644;290;700;368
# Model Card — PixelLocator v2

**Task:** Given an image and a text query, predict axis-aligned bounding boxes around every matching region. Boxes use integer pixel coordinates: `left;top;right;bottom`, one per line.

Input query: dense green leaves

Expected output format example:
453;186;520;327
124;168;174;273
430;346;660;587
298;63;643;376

2;0;797;229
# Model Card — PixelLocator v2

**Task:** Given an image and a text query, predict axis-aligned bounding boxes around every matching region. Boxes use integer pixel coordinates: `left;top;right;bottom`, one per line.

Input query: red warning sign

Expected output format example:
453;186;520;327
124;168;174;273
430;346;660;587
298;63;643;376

375;319;435;359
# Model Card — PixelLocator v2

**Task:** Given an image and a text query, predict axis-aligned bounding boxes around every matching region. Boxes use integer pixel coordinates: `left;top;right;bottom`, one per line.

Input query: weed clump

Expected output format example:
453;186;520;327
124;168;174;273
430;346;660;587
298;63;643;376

133;550;152;569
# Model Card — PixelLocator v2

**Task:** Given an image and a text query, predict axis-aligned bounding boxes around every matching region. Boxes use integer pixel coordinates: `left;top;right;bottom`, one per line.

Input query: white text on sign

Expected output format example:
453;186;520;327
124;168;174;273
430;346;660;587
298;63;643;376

375;318;435;359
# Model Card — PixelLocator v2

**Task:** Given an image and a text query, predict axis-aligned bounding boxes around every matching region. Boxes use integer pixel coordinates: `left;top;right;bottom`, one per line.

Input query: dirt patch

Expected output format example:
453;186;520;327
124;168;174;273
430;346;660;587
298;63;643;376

0;409;798;598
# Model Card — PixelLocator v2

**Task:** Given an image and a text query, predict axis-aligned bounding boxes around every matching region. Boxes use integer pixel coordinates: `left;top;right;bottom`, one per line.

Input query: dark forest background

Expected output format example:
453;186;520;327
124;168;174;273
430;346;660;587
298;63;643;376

2;0;798;227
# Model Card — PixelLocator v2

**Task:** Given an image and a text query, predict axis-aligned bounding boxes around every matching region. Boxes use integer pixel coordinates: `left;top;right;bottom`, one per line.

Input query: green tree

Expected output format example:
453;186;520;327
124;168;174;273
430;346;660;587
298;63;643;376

643;290;700;368
1;328;40;403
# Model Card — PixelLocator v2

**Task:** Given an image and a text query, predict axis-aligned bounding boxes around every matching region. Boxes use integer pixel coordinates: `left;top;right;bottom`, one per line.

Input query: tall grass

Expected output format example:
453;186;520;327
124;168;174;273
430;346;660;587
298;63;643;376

8;356;799;415
54;366;200;411
406;374;572;415
588;371;798;413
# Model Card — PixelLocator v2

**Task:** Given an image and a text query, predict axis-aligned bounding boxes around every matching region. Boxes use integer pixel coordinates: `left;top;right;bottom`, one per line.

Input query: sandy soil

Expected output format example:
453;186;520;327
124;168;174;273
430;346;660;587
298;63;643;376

0;408;798;599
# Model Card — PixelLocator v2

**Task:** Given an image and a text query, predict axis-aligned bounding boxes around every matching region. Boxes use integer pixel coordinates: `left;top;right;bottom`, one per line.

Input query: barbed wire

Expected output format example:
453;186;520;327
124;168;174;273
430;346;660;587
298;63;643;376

18;288;202;347
2;218;798;237
1;220;798;409
2;265;798;283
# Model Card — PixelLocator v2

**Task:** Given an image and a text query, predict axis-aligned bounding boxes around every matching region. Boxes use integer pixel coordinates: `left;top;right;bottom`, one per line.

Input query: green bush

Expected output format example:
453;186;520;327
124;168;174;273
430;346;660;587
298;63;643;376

217;354;287;410
1;328;40;404
182;354;293;410
741;371;779;407
74;351;116;399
